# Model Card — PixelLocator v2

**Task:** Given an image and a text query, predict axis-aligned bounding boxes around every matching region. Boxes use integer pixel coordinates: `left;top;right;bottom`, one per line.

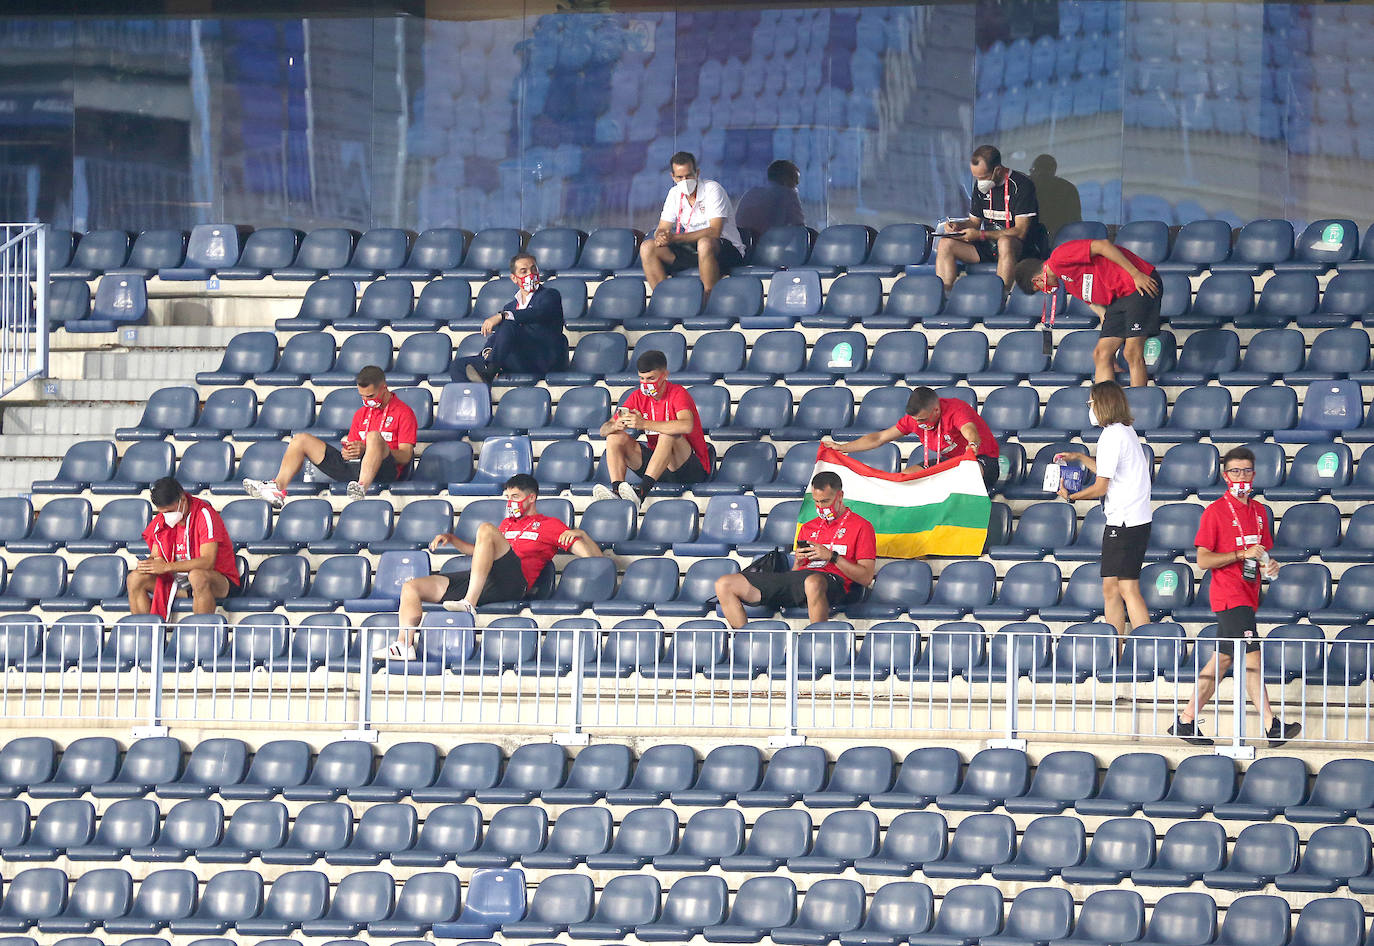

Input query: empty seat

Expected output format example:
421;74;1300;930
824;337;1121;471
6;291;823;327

771;878;866;946
1288;758;1374;822
1005;750;1098;814
36;867;131;935
1133;891;1216;946
1076;751;1169;815
217;227;302;279
921;813;1015;879
672;745;762;806
523;805;612;869
606;743;697;805
653;808;744;872
983;887;1073;946
1204;822;1299;890
301;869;395;937
1061;817;1156;884
635;874;728;942
392;228;468;279
133;798;223;863
456;805;547;868
585;806;678;871
29;737;119;800
937;747;1030;811
853;810;946;877
275;228;358;280
104;867;197;935
168;868;262;935
1277;824;1372;892
907;884;1002;946
235;869;328;936
433;867;526;940
390;803;480;867
1132;820;1227;887
1145;754;1237;818
367;870;461;937
702;876;796;944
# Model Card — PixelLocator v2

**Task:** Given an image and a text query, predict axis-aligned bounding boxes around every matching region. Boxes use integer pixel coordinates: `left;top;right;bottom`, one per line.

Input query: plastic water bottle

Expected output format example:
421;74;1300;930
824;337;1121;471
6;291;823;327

302;460;315;483
206;228;226;261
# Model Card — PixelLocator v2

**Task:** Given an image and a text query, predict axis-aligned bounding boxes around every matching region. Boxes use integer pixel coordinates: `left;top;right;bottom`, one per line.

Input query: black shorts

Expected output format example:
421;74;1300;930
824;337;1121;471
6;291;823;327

634;447;709;485
315;444;400;484
1100;522;1151;580
666;239;745;273
1215;605;1261;654
746;570;848;610
1100;290;1162;339
438;550;529;605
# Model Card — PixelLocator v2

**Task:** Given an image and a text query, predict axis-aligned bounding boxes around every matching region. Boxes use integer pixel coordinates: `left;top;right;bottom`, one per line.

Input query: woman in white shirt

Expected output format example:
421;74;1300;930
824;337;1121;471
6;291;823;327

1055;380;1153;653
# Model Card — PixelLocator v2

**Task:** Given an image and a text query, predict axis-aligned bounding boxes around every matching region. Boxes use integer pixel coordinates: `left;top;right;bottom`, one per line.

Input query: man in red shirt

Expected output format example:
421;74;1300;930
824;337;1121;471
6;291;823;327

592;349;713;508
244;365;417;505
824;386;1000;490
130;476;240;618
1017;237;1161;387
376;474;604;660
1170;447;1301;749
714;472;876;627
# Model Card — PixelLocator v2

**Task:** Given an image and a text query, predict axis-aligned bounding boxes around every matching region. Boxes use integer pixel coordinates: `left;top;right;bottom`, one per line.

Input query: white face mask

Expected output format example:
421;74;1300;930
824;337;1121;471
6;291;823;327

162;508;184;527
975;177;994;194
678;177;698;196
362;398;381;409
1226;478;1254;500
1087;405;1099;428
516;272;540;293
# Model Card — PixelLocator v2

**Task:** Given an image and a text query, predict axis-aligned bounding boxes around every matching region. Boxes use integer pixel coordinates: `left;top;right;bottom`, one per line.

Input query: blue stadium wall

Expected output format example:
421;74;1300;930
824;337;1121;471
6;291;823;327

0;1;1365;235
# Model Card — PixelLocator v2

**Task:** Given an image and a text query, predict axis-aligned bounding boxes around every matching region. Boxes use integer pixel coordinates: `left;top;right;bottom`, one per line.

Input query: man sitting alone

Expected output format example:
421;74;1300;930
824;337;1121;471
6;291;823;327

713;472;876;627
375;474;603;660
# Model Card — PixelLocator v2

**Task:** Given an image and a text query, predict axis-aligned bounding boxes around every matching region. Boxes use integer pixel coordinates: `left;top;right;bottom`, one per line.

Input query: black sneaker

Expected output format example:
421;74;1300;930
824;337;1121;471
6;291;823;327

1169;717;1213;747
1267;718;1301;749
464;359;498;386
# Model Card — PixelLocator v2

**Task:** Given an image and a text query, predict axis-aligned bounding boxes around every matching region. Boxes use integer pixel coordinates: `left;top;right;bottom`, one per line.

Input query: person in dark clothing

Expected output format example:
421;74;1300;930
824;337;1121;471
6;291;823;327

735;159;805;237
457;253;567;385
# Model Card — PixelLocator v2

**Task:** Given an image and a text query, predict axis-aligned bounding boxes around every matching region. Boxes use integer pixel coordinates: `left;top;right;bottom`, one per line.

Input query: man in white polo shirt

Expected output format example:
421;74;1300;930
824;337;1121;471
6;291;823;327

639;150;745;298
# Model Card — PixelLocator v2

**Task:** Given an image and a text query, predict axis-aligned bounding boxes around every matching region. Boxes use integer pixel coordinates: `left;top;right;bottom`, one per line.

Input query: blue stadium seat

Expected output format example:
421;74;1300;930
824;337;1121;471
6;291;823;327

975;562;1062;619
478;743;568;805
1204;823;1299;890
907;883;1002;946
1131;892;1217;946
391;277;470;330
1288;758;1374;823
654;807;745;871
870;747;960;810
811;273;882;328
0;556;66;611
635;874;727;942
31;441;116;494
390;228;468;279
1061;817;1156;885
216;227;303;279
1152;442;1219;500
1212;218;1294;274
1156;218;1232;275
1114;219;1170;263
625;278;697;330
989;502;1073;561
1224;385;1299;441
408;745;499;806
937;748;1030;812
992;815;1085;883
455;806;548;868
723;329;805;385
1309;563;1374;626
47;279;90;327
800;224;875;278
1076;752;1169;816
714;387;792;443
197;331;278;385
315;331;394;387
1158;329;1240;386
546;332;628;385
159;223;242;279
932;273;1003;329
1309;269;1374;329
9;498;92;554
37;866;132;934
52;228;130;279
999;749;1097;815
849;331;926;385
1143;754;1236;819
448;437;531;496
871;274;943;331
700;875;795;944
69;797;160;860
367;870;461;936
1173;271;1253;329
736;225;814;276
774;387;852;442
274;228;358;280
1219;328;1305;385
1274;824;1371;892
1277;382;1364;445
5;798;94;859
971;334;1049;386
431;867;527;940
236;868;330;935
602;743;697;807
521;805;613;869
745;270;821;328
104;230;185;279
166;868;262;935
734;746;825;809
274;278;357;332
585;806;677;871
301;869;396;937
567;873;660;940
681;275;761;331
899;622;983;681
1130;819;1227;888
332;227;411;279
1240;271;1319;328
908;561;995;621
254;331;335;387
771;878;866;946
671;744;762;807
336;278;414;330
521;227;584;277
904;329;987;387
849;223;932;276
562;227;638;278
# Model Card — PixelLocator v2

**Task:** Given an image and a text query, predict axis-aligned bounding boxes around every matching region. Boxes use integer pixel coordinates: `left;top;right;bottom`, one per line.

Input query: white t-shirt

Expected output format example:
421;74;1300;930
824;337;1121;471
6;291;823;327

1095;422;1153;527
660;179;745;253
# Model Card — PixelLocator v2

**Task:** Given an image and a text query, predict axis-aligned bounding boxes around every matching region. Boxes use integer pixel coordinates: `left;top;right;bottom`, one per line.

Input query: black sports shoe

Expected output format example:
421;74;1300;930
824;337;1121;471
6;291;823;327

1267;718;1301;749
1169;717;1214;747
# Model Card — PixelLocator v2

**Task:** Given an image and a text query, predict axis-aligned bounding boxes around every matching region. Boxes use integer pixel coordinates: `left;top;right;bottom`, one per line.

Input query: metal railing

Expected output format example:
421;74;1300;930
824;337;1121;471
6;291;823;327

0;223;47;397
0;619;1362;755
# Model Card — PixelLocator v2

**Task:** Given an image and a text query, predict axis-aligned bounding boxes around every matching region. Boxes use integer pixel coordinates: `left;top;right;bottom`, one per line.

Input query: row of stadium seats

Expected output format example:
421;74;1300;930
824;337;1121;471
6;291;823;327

2;797;1373;894
3;608;1373;685
8;490;1374;567
26;434;1374;510
41;218;1374;285
0;867;1355;944
1;736;1371;821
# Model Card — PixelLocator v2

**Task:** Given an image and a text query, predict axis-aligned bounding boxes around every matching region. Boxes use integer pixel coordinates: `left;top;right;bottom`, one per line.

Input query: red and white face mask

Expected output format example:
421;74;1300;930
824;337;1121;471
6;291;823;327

1224;472;1253;500
816;502;838;524
639;377;665;398
517;271;541;293
505;498;527;519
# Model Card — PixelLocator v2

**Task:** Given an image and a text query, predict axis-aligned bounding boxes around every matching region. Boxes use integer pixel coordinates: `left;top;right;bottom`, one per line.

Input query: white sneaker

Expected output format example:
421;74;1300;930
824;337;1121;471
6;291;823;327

346;480;366;501
590;483;615;502
617;481;643;507
376;641;415;661
243;478;286;508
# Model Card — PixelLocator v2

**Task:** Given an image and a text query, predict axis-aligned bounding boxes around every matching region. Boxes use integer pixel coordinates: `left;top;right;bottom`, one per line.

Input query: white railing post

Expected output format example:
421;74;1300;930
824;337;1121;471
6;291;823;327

771;628;805;747
133;622;168;738
555;626;590;746
343;626;379;742
1218;636;1254;759
990;628;1027;750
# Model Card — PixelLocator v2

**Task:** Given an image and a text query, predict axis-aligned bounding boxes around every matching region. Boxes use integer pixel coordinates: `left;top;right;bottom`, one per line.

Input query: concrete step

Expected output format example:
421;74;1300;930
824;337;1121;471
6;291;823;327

2;404;142;437
81;349;220;381
0;434;90;460
0;459;58;494
20;377;174;403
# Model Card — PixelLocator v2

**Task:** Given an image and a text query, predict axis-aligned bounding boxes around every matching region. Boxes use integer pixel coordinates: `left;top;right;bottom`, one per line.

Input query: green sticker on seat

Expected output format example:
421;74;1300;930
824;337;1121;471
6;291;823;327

1143;337;1161;366
1156;570;1178;596
998;455;1010;477
1322;222;1345;244
1317;451;1339;478
828;342;854;369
